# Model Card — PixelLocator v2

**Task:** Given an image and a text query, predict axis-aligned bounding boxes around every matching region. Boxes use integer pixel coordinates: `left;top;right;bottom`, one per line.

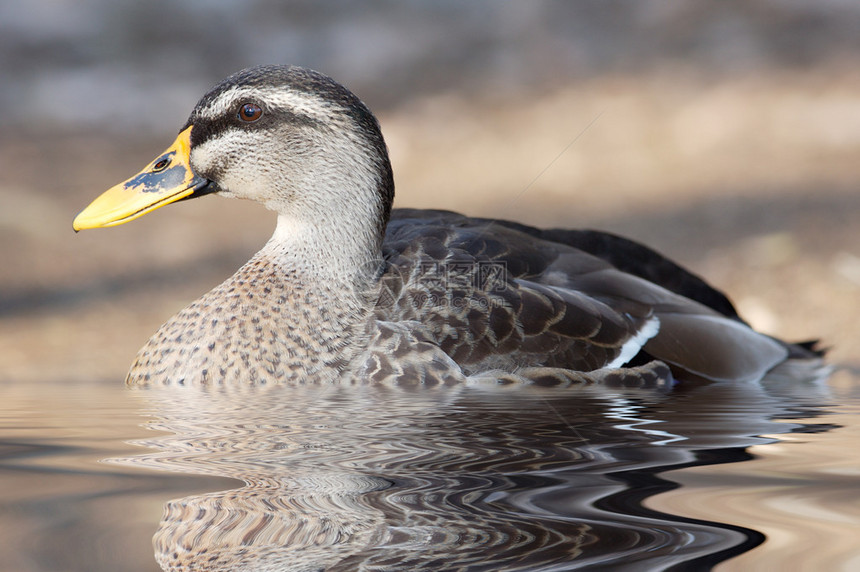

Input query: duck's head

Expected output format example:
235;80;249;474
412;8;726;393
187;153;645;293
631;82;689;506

73;65;394;242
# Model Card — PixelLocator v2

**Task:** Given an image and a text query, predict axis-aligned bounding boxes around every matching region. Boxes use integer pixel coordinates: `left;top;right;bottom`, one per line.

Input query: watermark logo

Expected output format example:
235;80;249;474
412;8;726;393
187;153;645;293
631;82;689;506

409;261;509;310
417;261;508;291
374;261;510;310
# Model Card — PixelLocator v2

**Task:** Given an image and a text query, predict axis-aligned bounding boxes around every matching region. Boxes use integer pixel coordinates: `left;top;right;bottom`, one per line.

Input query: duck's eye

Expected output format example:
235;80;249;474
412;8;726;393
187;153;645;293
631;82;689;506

238;103;263;123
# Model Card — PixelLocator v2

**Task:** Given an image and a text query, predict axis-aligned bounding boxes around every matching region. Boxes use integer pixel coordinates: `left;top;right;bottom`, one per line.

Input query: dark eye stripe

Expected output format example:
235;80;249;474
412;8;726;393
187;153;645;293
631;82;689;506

188;106;323;151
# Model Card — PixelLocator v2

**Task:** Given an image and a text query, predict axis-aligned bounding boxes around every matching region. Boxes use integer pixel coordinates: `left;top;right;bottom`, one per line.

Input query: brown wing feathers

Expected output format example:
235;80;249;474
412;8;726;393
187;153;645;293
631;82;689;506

381;210;659;375
382;209;795;382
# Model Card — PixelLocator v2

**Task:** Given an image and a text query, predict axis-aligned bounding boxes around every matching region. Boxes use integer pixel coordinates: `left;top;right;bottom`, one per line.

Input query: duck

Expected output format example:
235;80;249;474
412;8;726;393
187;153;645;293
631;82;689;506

73;65;822;388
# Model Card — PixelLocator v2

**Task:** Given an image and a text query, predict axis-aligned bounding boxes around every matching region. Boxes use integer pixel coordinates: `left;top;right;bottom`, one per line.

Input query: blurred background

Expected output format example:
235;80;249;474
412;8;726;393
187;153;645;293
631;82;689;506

1;0;859;384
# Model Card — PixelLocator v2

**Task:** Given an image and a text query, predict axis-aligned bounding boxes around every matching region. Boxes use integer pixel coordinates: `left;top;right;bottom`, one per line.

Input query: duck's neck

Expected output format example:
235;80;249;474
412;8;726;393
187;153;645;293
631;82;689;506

262;211;384;292
248;210;385;351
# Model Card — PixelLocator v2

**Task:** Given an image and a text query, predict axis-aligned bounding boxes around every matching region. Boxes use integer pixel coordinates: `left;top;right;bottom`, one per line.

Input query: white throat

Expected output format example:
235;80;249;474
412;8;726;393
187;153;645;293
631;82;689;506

262;206;384;293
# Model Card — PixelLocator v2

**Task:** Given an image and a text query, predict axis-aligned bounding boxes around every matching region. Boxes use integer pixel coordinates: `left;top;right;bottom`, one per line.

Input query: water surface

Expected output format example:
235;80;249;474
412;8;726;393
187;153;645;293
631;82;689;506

1;370;859;571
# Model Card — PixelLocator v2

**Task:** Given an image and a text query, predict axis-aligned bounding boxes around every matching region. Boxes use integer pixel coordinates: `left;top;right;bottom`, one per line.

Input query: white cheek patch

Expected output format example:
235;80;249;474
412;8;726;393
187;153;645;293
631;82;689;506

189;137;224;178
191;130;278;201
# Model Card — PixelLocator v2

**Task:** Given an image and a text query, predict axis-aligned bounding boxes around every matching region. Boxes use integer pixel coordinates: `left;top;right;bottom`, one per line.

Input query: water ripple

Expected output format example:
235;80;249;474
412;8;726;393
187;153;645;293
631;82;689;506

108;376;834;571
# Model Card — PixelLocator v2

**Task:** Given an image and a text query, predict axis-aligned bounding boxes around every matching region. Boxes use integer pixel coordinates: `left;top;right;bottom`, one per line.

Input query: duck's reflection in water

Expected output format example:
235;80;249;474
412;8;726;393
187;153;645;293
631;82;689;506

113;370;831;571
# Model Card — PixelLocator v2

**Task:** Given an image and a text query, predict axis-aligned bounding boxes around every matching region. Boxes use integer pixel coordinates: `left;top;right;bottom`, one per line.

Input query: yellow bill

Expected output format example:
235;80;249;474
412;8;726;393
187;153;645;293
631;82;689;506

73;126;211;230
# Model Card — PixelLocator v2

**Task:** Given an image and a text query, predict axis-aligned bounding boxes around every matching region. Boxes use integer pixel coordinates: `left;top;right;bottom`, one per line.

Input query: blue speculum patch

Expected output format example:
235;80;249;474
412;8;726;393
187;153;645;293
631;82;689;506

124;152;189;194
